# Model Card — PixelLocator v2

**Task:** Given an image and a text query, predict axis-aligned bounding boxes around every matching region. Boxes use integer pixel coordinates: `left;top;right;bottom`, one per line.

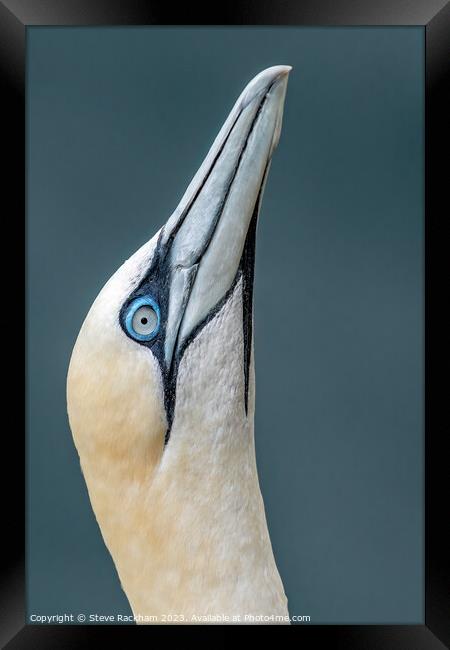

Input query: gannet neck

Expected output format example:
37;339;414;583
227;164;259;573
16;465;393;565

75;279;288;622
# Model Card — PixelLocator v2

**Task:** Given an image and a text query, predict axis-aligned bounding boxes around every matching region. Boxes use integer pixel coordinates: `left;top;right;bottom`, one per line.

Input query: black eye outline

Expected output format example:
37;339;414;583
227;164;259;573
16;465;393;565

123;296;160;342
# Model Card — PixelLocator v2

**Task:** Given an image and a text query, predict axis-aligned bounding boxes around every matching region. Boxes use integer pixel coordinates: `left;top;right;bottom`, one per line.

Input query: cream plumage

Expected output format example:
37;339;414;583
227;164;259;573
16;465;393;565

67;66;291;624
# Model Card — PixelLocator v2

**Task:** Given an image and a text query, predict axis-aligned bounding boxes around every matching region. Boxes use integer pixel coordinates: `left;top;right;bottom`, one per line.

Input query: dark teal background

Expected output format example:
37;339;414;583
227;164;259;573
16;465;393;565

27;27;424;624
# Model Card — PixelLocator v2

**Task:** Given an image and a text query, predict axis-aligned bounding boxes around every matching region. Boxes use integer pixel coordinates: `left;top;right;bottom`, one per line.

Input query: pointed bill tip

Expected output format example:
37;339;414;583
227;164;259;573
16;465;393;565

240;65;293;110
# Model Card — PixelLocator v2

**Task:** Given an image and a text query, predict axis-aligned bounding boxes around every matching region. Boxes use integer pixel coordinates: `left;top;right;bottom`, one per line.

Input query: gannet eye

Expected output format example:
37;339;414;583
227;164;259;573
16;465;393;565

124;296;160;342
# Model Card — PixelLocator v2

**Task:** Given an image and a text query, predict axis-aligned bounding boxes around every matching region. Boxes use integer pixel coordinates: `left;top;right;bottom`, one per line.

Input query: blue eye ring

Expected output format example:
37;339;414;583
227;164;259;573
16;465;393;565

124;295;160;342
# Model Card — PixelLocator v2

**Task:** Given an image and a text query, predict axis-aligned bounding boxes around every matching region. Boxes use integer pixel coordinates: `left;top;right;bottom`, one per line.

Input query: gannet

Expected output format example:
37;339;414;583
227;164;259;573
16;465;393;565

67;65;291;624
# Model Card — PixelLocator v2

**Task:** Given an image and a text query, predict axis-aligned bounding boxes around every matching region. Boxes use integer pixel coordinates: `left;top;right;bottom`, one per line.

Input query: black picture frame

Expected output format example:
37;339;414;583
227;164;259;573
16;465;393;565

3;1;448;646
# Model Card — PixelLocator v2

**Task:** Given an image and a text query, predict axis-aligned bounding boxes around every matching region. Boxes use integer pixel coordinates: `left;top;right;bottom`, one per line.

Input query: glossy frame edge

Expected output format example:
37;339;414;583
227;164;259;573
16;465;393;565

2;0;448;647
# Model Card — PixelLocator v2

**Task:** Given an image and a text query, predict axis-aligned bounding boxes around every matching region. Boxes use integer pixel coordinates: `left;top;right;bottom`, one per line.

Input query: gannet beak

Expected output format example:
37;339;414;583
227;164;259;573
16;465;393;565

160;65;292;373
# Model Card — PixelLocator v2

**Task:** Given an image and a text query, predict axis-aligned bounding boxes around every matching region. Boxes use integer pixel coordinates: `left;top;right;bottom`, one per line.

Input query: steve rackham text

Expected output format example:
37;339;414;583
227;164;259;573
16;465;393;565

30;613;311;624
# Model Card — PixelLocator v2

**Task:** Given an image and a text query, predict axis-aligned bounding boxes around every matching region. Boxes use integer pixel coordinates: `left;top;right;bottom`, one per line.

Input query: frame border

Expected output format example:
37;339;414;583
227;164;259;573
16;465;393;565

3;1;448;646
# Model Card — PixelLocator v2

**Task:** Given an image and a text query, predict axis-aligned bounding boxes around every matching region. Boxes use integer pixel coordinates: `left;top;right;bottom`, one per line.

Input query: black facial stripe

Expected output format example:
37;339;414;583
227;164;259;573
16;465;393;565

120;80;278;444
120;230;258;445
241;195;258;415
163;267;241;444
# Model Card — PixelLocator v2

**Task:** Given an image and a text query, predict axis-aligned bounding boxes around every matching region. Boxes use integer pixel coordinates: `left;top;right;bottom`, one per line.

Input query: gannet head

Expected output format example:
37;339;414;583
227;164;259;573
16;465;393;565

68;65;290;470
67;66;291;619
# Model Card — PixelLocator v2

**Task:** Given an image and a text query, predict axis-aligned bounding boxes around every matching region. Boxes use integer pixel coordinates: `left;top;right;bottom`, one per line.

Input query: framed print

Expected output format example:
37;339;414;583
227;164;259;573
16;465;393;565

2;0;449;646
